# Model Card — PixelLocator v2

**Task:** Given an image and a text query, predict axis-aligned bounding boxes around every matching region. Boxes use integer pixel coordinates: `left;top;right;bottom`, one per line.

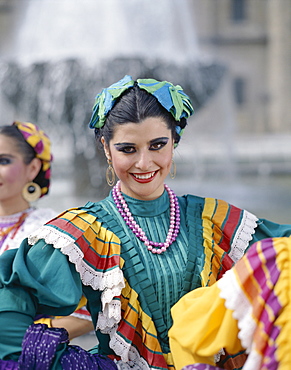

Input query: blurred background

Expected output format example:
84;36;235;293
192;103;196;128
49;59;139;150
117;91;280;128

0;0;290;223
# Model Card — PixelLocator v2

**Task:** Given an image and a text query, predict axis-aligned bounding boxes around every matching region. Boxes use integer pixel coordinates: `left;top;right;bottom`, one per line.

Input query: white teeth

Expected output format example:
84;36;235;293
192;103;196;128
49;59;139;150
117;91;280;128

134;172;155;179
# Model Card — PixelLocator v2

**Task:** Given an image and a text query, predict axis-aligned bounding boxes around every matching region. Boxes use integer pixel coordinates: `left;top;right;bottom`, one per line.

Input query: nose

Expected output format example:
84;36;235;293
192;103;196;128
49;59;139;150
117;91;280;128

135;150;152;171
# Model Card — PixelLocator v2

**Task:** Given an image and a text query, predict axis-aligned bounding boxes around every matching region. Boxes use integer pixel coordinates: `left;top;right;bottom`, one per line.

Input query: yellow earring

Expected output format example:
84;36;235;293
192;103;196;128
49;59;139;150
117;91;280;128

22;182;42;202
106;159;116;186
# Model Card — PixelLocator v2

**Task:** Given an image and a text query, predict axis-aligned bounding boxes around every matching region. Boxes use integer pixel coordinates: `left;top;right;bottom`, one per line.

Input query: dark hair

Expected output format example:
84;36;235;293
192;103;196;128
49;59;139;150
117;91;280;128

95;84;187;146
0;125;49;195
0;125;35;164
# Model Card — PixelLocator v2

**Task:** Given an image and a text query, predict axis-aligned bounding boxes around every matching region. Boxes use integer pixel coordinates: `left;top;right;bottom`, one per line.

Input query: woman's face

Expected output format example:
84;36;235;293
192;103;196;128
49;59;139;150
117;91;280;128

0;135;39;204
103;117;174;200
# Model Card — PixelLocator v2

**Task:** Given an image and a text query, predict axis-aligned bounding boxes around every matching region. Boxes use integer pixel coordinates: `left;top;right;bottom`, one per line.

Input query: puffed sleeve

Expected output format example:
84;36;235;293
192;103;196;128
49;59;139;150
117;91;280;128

0;238;82;360
0;203;124;363
170;236;291;370
169;284;243;370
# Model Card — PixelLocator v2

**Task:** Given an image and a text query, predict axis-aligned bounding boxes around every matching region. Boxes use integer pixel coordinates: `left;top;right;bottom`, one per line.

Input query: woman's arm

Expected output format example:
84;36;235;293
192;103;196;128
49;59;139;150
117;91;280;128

51;316;94;340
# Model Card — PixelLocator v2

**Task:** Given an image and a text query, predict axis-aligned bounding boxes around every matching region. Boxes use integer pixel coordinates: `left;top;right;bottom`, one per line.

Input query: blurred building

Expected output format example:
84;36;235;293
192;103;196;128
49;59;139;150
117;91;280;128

191;0;291;133
0;0;25;57
0;0;290;218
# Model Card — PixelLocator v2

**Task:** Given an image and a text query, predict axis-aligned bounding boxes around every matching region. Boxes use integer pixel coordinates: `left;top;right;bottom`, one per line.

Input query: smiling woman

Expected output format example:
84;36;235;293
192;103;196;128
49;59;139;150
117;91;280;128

0;77;290;370
0;121;55;253
0;121;94;344
102;117;173;200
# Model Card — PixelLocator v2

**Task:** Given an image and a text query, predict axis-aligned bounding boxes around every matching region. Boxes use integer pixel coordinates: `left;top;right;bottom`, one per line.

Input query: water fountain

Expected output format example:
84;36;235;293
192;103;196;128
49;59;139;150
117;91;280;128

0;0;225;204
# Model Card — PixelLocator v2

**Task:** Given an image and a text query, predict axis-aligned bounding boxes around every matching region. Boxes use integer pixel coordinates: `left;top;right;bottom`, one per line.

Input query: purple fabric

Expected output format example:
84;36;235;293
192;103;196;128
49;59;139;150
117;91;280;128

183;365;223;370
0;324;117;370
0;360;18;370
19;323;69;369
61;346;117;370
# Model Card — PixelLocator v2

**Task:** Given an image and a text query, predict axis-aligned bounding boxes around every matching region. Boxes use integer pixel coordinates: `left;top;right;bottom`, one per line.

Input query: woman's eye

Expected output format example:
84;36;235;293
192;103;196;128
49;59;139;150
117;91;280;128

0;157;11;165
119;146;136;154
150;142;167;151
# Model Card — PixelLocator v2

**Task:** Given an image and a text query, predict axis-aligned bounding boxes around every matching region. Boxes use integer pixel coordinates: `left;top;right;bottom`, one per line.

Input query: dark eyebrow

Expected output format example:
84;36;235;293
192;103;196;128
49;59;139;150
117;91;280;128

149;137;169;145
114;142;134;149
114;137;170;149
0;153;14;157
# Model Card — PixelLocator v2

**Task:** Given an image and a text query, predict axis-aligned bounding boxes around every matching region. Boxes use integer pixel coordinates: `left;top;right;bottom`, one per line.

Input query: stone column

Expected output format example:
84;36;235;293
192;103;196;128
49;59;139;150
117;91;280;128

0;0;28;57
267;0;291;132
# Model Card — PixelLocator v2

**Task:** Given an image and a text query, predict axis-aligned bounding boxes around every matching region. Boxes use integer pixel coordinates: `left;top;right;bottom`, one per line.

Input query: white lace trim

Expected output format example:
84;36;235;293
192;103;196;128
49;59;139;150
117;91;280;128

115;357;150;370
97;300;122;332
218;269;266;370
112;331;150;369
218;269;256;352
229;211;258;263
214;348;225;363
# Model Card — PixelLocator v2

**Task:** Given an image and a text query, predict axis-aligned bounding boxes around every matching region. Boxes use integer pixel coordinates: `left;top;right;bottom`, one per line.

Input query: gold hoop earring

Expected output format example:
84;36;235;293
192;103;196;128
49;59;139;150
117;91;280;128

170;159;176;180
106;160;116;186
22;182;42;202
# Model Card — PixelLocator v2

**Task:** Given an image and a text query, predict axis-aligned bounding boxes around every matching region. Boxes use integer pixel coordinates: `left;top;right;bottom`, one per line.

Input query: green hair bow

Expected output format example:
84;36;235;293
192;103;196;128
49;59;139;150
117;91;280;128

88;75;194;130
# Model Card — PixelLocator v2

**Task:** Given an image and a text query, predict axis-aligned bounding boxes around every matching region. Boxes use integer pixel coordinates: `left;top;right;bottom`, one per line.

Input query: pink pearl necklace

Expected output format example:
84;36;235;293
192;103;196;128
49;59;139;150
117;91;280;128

112;181;180;254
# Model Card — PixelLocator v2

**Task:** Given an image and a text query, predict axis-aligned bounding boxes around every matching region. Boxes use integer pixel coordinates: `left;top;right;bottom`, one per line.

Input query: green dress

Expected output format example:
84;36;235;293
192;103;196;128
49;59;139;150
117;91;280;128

0;189;290;369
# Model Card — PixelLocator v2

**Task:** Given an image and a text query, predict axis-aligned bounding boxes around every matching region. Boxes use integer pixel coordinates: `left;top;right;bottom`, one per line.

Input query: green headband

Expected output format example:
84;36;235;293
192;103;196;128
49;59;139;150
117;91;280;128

88;75;194;132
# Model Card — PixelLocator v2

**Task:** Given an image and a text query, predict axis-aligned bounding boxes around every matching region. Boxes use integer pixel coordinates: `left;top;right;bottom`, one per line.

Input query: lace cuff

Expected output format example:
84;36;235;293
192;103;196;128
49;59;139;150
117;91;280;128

229;211;258;263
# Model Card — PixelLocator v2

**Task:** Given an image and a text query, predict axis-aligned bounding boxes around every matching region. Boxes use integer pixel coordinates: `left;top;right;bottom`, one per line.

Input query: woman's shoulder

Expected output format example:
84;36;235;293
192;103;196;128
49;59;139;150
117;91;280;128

27;207;57;222
45;198;111;224
27;200;124;292
180;193;205;203
179;193;208;211
28;198;120;249
4;208;58;251
180;193;247;212
22;201;124;303
42;197;110;222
